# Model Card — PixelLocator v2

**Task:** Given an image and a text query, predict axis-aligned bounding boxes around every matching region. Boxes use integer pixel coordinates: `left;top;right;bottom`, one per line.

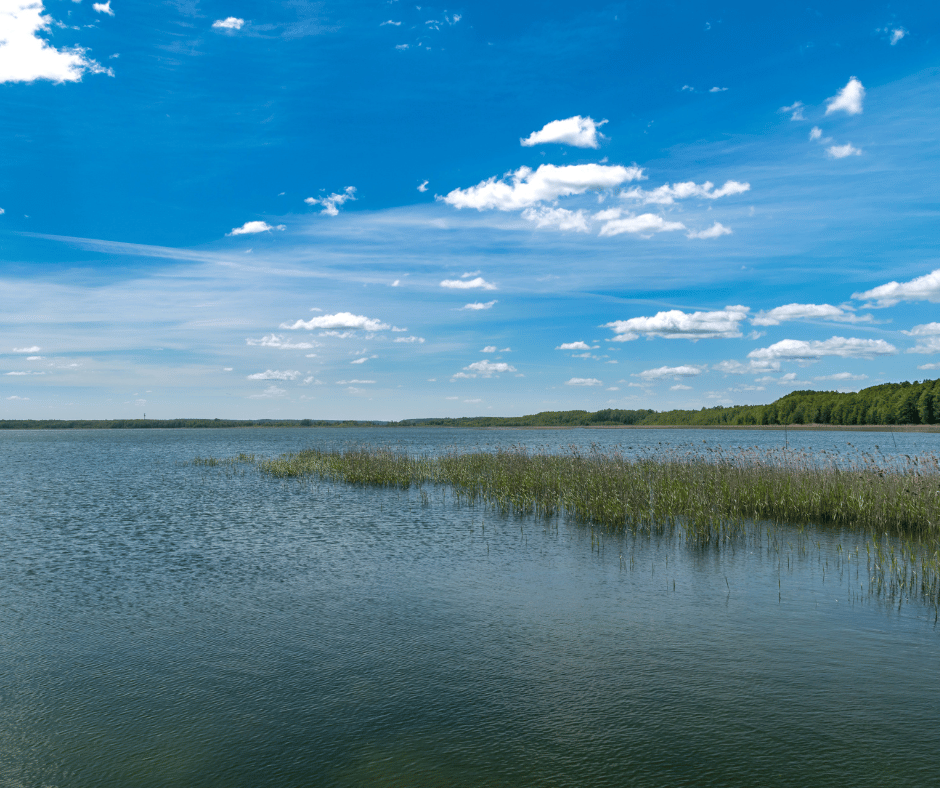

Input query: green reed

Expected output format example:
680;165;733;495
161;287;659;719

208;444;940;611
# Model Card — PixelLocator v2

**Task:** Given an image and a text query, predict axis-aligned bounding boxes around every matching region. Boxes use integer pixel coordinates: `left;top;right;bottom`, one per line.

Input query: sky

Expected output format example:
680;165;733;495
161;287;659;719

1;0;939;420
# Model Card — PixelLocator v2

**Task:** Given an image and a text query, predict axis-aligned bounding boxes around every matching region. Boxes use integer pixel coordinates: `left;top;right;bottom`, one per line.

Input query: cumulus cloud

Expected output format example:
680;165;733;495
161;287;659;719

228;221;286;236
247;370;300;380
12;346;41;353
597;212;686;237
350;357;369;365
603;306;749;341
520;115;608;149
747;336;897;361
709;86;728;93
713;359;782;374
903;323;940;354
380;19;401;26
453;360;517;380
687;222;732;240
636;365;704;381
810;127;824;141
246;334;319;349
0;1;114;83
826;77;865;115
280;312;390;331
460;300;497;311
305;186;356;216
815;372;867;381
481;346;497;353
565;377;602;386
671;384;692;391
556;341;595;350
780;101;805;121
440;277;497;290
522;207;590;232
620;180;750;205
417;180;428;192
93;1;114;16
853;269;940;307
394;336;425;343
889;27;907;45
212;17;244;29
442;164;644;211
752;303;871;326
827;143;862;158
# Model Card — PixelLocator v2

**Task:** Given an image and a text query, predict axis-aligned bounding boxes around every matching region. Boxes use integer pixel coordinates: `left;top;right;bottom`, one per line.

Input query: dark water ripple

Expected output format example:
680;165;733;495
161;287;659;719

0;429;938;786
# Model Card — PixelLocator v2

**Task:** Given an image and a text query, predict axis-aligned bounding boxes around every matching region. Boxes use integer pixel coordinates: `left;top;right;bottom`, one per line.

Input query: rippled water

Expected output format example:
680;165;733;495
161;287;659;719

1;428;939;787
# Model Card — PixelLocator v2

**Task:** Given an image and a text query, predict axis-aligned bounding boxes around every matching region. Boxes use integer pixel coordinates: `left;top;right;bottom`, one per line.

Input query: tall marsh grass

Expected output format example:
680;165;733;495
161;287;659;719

209;444;940;611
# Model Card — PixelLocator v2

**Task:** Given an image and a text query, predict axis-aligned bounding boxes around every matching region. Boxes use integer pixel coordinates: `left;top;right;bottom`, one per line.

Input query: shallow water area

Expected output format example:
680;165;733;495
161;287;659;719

1;428;939;786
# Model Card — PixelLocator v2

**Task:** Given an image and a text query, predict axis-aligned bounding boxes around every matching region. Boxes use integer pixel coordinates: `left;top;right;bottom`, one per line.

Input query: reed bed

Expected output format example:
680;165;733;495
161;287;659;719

209;444;940;611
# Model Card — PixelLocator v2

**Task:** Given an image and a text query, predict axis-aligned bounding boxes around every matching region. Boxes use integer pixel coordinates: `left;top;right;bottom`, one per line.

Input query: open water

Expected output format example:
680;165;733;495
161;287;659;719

1;427;939;787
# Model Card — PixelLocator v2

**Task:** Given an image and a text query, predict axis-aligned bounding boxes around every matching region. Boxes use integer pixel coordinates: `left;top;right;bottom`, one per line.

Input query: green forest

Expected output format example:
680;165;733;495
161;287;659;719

4;378;940;429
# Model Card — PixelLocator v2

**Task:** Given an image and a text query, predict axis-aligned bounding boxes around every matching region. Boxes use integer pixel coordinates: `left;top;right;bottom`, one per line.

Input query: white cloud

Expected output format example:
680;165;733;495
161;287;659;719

380;19;401;26
12;346;40;353
442;163;644;211
5;370;44;375
620;180;750;205
417;180;428;192
598;212;686;237
825;77;865;115
903;324;940;354
246;334;319;349
827;143;862;159
212;17;244;30
713;359;781;374
26;355;42;360
0;1;113;83
460;300;497;311
752;303;870;326
223;367;233;372
305;186;356;216
780;101;805;121
904;322;940;336
6;395;29;400
350;357;370;364
810;127;823;140
636;365;705;381
671;384;692;390
604;305;749;341
228;221;285;236
853;269;940;307
336;379;375;384
481;346;497;353
0;207;4;214
556;341;594;350
522;207;590;232
395;44;409;50
281;312;390;331
815;372;867;381
440;277;497;290
889;27;907;45
918;363;940;370
394;336;425;343
452;360;517;379
565;377;602;386
709;86;727;93
687;222;732;240
747;336;897;361
92;1;114;16
520;115;608;149
249;385;287;398
247;369;300;380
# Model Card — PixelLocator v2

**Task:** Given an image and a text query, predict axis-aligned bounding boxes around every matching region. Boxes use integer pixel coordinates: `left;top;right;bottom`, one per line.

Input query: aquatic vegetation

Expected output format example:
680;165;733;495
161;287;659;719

207;444;940;612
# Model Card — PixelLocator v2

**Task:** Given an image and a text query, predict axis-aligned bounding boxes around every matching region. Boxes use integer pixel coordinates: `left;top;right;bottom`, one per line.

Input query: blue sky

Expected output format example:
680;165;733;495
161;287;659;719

1;0;939;419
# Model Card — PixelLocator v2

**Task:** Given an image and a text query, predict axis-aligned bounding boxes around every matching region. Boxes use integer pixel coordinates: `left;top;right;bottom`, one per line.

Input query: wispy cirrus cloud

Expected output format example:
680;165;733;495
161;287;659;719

603;306;749;341
521;207;590;232
247;370;301;380
520;116;608;149
620;180;750;205
246;334;319;349
460;301;497;311
636;365;705;381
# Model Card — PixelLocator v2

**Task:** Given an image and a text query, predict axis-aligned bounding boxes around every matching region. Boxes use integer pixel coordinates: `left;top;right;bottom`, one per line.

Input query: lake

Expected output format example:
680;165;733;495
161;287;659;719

1;428;939;786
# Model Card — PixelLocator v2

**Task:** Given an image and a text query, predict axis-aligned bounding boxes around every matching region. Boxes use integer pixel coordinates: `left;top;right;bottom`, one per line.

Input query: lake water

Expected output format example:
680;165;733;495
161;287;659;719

1;428;939;787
